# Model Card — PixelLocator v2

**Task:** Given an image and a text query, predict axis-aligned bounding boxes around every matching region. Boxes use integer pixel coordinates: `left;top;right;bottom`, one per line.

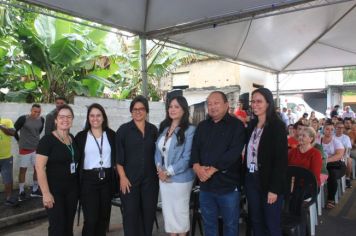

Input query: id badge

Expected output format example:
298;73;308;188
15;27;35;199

249;162;256;173
99;169;106;180
70;163;76;174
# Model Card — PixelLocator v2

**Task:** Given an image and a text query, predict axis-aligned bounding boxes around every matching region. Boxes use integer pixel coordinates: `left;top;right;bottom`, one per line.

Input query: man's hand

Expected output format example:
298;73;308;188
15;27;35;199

206;166;218;177
193;164;211;182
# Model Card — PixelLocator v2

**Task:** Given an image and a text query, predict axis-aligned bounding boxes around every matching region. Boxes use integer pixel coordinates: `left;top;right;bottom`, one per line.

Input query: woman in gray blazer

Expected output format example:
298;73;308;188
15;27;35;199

155;96;195;236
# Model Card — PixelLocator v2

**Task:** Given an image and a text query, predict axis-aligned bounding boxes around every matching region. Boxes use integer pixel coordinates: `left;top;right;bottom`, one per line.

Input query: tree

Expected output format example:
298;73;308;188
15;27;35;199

0;2;208;102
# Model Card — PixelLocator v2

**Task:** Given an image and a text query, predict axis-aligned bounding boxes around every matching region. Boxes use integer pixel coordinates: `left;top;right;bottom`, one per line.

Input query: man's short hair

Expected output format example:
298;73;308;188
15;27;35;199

293;120;306;129
55;96;67;103
32;104;41;109
208;91;228;103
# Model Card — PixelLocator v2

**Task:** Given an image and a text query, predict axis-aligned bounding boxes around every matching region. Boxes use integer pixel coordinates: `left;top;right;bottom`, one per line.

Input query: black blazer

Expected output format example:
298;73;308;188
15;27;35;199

75;128;118;195
243;117;288;195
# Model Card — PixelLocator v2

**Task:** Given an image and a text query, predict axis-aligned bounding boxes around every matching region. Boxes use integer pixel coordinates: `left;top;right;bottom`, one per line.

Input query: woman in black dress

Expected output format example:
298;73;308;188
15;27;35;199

36;104;79;236
75;103;117;236
116;95;159;236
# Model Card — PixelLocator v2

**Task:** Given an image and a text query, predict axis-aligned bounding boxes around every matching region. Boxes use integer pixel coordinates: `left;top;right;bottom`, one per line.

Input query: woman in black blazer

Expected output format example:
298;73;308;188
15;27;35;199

75;103;117;236
243;88;288;236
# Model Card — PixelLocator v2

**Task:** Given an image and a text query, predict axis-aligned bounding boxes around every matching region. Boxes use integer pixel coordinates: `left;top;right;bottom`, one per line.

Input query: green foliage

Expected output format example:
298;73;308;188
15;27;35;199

343;67;356;82
0;1;204;103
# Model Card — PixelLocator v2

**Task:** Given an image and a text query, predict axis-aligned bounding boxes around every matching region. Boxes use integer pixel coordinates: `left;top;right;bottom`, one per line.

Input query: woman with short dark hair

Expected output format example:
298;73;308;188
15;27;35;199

116;95;159;236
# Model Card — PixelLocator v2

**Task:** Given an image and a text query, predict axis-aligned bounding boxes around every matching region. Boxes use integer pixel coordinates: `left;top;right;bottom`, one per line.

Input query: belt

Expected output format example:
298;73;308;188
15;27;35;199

83;167;111;172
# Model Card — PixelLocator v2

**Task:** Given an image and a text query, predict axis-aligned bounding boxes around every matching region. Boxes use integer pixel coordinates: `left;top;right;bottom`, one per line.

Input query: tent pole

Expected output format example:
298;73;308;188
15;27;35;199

140;36;148;98
276;73;280;108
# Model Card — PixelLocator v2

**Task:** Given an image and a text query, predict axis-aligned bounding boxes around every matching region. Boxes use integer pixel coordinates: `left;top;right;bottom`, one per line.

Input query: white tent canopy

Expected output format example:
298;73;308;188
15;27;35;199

20;0;356;72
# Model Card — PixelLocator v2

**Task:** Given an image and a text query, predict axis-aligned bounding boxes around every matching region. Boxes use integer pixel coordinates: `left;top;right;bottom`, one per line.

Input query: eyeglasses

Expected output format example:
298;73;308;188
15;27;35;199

57;115;73;120
250;99;264;104
132;107;146;113
336;126;344;129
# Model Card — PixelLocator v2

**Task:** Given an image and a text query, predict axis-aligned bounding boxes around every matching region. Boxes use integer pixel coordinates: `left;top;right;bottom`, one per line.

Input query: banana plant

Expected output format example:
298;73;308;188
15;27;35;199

1;6;118;102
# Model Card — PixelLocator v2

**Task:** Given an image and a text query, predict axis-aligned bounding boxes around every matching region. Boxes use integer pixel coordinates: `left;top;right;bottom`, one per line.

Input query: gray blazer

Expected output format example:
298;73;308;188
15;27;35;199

155;125;196;183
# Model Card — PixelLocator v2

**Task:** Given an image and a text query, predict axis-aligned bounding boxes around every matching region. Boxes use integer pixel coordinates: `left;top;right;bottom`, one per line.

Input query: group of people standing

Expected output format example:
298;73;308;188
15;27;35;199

1;87;289;236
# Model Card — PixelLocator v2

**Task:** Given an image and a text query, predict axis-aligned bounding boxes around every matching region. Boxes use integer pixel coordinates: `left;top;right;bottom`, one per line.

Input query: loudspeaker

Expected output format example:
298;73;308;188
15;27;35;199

239;93;249;110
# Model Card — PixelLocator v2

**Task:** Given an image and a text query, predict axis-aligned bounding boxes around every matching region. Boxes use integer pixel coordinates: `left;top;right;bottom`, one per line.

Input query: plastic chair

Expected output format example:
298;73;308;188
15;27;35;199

281;166;318;236
317;174;328;216
352;158;356;180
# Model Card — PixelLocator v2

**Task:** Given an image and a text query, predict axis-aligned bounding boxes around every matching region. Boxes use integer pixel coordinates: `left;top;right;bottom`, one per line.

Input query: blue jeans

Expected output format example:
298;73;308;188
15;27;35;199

199;189;240;236
245;173;283;236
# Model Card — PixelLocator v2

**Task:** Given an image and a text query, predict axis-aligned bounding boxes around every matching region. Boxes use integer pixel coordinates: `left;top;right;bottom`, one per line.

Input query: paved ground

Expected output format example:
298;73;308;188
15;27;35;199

0;206;167;236
0;181;355;235
315;181;356;235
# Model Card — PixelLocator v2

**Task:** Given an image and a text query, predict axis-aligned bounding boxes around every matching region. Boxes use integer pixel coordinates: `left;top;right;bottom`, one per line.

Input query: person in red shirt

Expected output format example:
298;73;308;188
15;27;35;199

234;99;247;124
288;126;322;186
288;122;300;149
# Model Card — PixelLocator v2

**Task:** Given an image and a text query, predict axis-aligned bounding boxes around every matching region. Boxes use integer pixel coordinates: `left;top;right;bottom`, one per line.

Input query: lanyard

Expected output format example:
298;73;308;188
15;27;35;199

56;131;75;163
251;127;264;163
90;130;104;166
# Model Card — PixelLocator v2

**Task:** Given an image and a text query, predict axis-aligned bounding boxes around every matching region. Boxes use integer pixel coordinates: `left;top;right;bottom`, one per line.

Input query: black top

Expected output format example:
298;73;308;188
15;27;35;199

330;109;338;118
37;133;79;191
190;113;246;193
116;120;158;186
243;117;288;194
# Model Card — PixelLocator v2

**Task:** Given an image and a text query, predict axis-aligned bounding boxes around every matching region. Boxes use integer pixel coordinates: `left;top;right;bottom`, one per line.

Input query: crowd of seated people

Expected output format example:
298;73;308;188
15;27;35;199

286;108;355;210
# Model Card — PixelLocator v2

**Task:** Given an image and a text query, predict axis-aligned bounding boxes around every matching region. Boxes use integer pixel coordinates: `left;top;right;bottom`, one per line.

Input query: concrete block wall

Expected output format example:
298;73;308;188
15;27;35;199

0;96;165;192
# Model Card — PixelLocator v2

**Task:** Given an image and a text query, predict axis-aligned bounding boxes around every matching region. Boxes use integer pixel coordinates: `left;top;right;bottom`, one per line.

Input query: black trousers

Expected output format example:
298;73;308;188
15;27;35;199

245;173;283;236
327;165;345;201
47;184;79;236
81;170;112;236
121;177;159;236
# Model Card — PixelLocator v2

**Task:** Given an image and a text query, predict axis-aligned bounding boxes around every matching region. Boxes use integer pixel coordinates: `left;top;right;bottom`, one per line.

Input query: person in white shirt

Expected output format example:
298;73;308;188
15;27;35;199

342;106;355;119
334;121;352;188
287;109;296;125
281;107;289;127
321;122;345;208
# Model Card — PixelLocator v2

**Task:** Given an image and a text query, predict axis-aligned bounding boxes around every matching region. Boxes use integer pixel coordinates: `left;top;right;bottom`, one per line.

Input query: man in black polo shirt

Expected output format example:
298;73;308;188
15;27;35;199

191;91;245;236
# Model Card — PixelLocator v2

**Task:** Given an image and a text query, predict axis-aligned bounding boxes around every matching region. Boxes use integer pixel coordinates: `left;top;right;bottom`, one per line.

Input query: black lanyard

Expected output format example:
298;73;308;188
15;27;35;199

251;127;264;163
90;130;104;166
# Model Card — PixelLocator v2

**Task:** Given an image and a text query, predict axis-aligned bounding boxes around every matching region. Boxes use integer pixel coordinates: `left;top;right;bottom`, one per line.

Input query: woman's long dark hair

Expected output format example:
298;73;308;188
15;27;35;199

251;87;280;124
159;96;190;146
84;103;109;131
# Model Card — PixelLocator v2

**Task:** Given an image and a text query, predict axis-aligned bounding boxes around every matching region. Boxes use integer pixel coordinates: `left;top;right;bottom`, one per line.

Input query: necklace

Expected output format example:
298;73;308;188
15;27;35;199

56;130;70;144
162;126;175;152
55;130;75;162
